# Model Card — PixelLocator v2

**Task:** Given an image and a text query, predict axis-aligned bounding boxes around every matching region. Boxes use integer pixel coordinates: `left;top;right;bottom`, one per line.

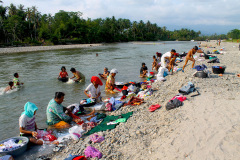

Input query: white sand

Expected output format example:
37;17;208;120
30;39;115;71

0;44;102;54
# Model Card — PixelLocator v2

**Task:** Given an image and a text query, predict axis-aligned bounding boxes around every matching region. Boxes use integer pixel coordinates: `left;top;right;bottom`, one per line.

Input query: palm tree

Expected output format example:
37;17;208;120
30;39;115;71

31;6;37;39
146;20;151;33
8;3;17;16
132;21;137;41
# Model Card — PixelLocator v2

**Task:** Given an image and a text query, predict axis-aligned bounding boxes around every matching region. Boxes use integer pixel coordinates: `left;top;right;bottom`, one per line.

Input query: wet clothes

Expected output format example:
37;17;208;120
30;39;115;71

73;72;85;82
105;75;115;91
59;71;68;78
13;77;19;87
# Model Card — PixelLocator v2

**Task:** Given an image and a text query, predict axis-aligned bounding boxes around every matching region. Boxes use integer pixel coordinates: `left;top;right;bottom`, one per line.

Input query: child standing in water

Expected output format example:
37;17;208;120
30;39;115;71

13;73;24;87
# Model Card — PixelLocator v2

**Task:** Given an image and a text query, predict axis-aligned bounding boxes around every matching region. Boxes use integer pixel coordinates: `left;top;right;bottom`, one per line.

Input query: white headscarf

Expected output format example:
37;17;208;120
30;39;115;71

110;68;118;74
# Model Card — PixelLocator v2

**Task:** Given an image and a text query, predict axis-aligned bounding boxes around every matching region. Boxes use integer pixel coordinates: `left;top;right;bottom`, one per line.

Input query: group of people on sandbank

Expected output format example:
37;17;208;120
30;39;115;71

140;46;199;80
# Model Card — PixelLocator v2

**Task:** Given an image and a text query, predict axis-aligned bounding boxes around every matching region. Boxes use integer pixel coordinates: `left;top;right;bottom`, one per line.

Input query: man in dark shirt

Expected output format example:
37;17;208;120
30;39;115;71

140;63;148;78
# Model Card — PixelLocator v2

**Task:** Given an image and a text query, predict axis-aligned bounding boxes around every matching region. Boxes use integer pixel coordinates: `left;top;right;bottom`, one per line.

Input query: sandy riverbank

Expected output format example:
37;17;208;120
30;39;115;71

0;44;102;54
45;42;240;160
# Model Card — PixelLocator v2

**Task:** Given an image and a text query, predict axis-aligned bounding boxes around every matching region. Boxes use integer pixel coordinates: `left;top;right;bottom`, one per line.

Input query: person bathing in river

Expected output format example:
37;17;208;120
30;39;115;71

140;63;148;78
70;68;85;82
4;81;15;93
161;49;176;68
152;56;159;71
105;69;118;94
57;66;68;80
84;76;103;102
99;67;110;79
19;102;59;145
13;73;24;87
46;92;82;129
182;46;198;72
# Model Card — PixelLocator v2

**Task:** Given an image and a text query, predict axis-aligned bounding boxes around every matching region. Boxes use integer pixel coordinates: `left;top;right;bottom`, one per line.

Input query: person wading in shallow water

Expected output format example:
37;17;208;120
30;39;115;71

70;68;85;82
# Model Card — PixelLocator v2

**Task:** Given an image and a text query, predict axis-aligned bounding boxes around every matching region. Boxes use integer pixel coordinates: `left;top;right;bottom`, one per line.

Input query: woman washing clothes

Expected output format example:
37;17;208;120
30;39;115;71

99;67;110;79
84;76;103;102
57;66;68;82
19;102;59;145
105;68;118;94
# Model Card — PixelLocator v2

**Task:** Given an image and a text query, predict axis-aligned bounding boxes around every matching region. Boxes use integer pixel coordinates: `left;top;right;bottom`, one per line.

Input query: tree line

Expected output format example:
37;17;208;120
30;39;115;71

0;3;238;46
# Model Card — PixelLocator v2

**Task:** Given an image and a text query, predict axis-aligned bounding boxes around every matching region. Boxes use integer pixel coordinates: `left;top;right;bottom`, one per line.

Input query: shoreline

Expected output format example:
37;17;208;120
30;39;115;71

0;43;103;54
48;41;240;160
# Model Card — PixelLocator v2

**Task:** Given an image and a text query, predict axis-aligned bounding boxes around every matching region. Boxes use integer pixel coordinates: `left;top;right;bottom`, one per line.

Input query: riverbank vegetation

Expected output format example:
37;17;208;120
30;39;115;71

0;3;239;46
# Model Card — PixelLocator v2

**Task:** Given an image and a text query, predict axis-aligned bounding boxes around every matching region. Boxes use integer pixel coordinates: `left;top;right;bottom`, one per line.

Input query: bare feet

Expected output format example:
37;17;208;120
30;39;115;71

52;141;59;145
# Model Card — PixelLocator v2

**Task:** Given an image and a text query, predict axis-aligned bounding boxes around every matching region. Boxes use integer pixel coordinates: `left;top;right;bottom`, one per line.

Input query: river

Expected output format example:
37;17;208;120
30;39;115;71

0;41;198;141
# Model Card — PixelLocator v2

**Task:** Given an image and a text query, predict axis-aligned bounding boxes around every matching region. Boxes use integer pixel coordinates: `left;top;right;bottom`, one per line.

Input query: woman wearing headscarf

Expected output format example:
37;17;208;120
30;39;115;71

19;102;58;145
84;76;103;102
105;68;118;94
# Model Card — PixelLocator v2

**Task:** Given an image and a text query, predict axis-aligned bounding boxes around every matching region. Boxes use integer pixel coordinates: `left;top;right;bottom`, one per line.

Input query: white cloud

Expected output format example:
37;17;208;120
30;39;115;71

2;0;240;32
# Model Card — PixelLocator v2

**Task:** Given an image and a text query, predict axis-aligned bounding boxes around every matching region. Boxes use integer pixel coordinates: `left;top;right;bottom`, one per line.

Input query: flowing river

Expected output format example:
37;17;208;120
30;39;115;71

0;41;198;141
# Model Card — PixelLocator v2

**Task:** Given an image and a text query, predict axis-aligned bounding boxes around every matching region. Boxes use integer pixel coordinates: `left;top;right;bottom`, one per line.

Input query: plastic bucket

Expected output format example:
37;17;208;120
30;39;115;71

212;66;226;74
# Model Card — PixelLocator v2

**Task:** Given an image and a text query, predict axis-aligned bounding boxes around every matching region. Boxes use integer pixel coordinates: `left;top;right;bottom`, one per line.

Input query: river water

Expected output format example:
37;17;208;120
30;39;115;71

0;41;198;141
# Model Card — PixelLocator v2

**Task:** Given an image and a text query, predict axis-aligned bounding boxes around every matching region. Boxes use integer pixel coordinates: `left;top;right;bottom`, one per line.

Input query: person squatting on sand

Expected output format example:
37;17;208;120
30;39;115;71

105;68;118;94
99;67;110;79
70;68;85;82
19;102;59;145
84;76;103;103
182;46;198;72
46;92;82;129
140;63;148;78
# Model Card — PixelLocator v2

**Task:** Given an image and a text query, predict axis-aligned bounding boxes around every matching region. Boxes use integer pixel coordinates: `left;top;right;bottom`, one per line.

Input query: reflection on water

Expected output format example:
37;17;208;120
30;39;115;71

0;41;198;141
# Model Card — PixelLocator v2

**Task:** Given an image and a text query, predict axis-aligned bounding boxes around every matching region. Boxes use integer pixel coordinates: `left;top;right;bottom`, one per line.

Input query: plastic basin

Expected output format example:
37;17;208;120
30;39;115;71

0;136;29;156
212;66;226;74
195;71;208;78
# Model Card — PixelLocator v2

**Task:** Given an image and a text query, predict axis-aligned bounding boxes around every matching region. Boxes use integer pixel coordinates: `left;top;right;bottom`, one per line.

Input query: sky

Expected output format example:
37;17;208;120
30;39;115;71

2;0;240;35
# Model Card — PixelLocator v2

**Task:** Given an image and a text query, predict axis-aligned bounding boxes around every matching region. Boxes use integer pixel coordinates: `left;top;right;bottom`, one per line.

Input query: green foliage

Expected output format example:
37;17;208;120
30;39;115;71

0;3;236;46
227;29;240;39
